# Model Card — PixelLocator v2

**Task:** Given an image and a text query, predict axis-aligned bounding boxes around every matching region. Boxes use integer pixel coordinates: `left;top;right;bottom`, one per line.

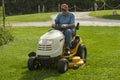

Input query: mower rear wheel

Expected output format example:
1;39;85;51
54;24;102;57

28;57;39;70
57;58;69;73
76;44;87;63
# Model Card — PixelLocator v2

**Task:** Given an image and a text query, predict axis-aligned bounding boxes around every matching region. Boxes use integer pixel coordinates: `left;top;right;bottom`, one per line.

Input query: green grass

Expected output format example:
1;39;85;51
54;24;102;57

89;10;120;20
0;26;120;80
6;12;56;23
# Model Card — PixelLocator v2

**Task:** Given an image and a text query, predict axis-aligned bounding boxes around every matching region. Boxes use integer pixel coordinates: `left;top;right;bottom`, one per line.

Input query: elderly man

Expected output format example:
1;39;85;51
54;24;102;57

52;4;75;56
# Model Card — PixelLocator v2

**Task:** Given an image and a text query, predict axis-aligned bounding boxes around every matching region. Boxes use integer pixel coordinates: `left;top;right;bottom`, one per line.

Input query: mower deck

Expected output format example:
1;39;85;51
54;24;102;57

69;56;84;68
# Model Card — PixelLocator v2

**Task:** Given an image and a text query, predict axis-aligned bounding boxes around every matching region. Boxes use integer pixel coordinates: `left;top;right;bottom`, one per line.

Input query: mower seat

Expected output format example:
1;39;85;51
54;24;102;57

71;36;80;49
72;22;80;37
76;22;80;30
71;23;80;49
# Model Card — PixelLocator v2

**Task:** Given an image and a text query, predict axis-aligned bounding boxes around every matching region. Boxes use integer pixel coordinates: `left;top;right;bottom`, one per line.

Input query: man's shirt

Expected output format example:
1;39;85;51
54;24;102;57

55;12;75;29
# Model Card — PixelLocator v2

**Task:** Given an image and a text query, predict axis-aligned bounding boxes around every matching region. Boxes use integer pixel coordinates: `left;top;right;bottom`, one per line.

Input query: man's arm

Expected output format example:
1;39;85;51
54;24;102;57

68;13;75;28
52;14;60;28
68;24;75;28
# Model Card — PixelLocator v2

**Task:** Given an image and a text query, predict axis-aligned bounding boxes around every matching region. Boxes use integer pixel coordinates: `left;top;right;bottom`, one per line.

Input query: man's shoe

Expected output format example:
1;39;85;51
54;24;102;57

65;49;70;56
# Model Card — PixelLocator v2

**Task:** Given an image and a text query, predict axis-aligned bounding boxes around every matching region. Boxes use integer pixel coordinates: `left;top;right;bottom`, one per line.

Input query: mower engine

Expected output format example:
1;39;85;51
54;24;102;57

37;29;65;57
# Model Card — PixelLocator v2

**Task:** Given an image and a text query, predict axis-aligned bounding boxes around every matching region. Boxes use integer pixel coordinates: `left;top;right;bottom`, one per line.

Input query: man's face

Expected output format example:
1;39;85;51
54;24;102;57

61;8;68;15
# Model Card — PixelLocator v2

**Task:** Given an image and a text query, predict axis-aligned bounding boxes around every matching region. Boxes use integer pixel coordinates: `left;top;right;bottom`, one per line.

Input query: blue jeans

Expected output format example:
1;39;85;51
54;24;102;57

63;28;75;48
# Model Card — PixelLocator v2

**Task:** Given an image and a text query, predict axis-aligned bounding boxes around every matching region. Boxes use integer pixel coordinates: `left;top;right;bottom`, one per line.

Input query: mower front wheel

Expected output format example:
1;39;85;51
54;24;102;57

57;58;69;73
28;57;39;71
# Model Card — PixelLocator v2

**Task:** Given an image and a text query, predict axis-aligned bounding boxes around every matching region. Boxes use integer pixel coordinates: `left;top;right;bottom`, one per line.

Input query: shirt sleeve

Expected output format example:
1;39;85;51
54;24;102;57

70;13;75;24
55;14;60;24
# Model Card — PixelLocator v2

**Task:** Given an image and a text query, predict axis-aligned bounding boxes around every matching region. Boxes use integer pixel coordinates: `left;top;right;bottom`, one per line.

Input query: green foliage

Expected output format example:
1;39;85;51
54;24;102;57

0;6;2;24
3;0;120;15
0;27;14;46
89;10;120;20
0;26;120;80
96;0;106;2
96;0;120;9
4;0;120;15
0;6;1;15
5;0;95;15
0;7;13;46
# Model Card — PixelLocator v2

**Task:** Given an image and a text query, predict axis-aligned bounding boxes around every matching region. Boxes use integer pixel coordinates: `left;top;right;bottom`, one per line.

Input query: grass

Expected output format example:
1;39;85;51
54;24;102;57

89;10;120;20
6;12;56;23
0;26;120;80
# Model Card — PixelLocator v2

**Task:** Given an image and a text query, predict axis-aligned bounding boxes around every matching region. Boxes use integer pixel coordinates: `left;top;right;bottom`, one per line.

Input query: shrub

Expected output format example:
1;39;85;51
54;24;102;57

0;27;14;46
0;6;13;46
0;6;2;24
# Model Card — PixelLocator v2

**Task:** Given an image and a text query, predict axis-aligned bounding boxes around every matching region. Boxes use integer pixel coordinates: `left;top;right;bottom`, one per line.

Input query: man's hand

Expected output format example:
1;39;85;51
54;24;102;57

52;24;57;28
61;24;68;29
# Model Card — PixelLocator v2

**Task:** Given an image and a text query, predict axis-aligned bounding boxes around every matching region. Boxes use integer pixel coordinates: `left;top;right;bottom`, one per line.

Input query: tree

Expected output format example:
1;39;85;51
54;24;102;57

96;0;106;2
0;7;2;25
2;0;5;27
3;0;120;15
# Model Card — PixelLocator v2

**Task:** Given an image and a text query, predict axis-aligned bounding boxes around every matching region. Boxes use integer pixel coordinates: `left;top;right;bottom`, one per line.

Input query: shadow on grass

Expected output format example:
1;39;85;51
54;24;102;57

20;67;60;80
101;15;120;20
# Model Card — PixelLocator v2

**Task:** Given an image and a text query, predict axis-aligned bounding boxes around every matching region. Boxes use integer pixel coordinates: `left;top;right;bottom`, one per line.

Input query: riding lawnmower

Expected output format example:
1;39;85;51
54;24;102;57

27;23;87;73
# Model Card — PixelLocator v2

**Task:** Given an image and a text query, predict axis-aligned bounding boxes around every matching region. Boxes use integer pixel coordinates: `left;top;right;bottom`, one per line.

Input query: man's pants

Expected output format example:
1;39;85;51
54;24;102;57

63;28;75;48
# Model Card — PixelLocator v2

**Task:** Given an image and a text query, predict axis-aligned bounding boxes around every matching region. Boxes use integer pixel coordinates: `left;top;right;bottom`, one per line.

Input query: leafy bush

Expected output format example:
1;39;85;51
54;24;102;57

0;6;2;24
0;7;13;46
0;27;13;46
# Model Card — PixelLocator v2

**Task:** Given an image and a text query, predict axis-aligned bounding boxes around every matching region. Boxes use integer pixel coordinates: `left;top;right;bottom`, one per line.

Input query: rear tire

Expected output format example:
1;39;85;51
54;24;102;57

28;57;39;70
76;44;87;63
57;58;69;73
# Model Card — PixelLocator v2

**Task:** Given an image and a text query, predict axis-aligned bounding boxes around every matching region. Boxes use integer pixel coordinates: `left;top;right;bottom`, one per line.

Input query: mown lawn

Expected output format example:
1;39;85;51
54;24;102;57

89;10;120;20
6;12;56;23
0;26;120;80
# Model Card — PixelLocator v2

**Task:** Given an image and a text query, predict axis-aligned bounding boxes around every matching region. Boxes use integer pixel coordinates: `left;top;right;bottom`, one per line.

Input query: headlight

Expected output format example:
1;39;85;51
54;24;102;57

46;39;53;45
39;39;53;45
39;39;43;45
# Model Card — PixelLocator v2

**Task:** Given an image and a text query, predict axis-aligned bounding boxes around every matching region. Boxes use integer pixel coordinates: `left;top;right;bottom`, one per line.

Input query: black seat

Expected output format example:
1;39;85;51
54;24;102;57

71;36;80;49
73;22;80;36
71;23;80;49
76;22;80;30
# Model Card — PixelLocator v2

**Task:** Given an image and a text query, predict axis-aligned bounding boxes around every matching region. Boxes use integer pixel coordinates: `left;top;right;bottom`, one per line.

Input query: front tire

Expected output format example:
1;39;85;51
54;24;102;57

76;44;87;63
57;58;69;73
28;52;36;57
28;57;39;70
